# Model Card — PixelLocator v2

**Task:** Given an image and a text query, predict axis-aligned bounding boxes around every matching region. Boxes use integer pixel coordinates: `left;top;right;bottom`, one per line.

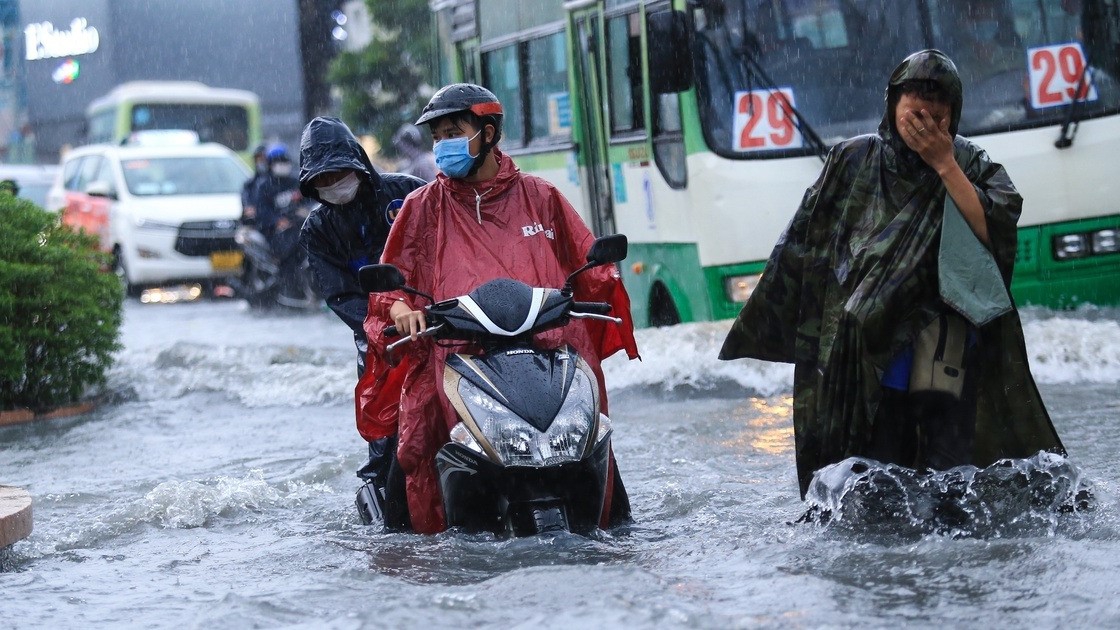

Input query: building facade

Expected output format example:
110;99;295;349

15;0;307;162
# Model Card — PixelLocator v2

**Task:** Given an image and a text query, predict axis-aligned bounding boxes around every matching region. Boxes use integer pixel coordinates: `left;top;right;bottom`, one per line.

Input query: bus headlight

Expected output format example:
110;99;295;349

1053;229;1120;260
1053;233;1090;260
724;273;761;303
1092;229;1120;254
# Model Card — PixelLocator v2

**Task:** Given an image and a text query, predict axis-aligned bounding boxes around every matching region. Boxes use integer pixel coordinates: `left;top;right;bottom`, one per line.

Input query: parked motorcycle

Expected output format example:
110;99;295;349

232;195;318;309
358;234;629;536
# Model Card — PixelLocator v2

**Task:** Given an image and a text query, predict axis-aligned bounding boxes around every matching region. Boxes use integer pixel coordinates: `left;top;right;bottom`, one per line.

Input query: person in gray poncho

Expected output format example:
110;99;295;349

719;49;1065;498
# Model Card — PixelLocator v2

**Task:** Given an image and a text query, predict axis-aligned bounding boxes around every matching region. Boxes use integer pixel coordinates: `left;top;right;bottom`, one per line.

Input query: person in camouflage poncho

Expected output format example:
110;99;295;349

719;50;1065;498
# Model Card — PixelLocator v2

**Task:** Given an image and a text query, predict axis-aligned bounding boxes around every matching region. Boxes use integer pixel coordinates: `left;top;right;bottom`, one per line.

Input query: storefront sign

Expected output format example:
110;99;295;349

25;18;100;61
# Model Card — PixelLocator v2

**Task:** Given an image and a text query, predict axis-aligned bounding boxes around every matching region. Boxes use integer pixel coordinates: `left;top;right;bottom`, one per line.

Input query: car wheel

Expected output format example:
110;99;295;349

113;247;142;298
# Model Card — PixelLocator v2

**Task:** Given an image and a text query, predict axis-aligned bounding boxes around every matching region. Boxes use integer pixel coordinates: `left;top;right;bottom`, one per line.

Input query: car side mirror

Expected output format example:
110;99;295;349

85;180;116;200
358;264;406;293
586;234;628;265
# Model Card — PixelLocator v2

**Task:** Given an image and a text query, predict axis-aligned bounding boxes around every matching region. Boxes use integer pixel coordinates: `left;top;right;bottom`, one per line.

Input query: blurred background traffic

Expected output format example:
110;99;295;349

0;0;431;302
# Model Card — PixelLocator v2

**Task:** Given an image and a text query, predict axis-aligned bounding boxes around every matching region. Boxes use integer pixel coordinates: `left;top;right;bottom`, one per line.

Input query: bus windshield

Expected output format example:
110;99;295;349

692;0;1120;158
130;103;250;151
120;156;248;196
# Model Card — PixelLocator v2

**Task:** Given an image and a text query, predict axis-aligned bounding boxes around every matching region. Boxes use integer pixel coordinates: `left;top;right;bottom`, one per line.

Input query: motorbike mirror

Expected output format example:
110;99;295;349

562;234;629;295
586;234;628;265
359;264;406;293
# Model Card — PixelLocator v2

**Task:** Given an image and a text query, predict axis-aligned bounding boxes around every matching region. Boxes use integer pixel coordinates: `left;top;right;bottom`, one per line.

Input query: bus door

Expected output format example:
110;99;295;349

570;6;616;236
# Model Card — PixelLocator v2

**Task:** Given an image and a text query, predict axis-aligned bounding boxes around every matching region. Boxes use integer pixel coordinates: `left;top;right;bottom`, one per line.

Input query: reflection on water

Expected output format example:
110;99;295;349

721;395;795;455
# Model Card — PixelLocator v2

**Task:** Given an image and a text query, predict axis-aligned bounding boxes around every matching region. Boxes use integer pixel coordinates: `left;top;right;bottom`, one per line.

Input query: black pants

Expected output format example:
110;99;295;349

357;436;411;530
867;346;981;471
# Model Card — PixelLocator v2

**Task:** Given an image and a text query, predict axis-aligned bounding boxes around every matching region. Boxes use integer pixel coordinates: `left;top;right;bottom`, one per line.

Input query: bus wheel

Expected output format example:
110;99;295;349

649;283;681;327
113;247;142;298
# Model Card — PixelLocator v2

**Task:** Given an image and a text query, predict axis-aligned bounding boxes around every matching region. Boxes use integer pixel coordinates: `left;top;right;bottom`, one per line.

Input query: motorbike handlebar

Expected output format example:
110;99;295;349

571;301;612;315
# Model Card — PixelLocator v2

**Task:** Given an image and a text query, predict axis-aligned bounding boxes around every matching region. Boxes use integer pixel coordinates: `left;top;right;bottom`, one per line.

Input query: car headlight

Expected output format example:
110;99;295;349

458;370;597;467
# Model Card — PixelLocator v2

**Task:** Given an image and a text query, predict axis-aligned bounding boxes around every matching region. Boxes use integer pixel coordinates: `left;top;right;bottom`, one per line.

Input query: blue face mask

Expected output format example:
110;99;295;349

433;130;482;178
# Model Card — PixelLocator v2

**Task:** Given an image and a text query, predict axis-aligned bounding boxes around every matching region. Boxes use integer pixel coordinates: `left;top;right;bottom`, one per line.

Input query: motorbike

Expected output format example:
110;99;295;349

231;194;318;310
358;234;629;537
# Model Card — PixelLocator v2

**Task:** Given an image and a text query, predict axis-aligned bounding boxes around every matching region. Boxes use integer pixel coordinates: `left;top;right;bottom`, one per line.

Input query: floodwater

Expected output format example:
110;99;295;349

3;300;1120;628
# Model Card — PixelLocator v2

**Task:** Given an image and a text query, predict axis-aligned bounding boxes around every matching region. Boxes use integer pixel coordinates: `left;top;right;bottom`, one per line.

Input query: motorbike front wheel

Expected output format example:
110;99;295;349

239;259;278;309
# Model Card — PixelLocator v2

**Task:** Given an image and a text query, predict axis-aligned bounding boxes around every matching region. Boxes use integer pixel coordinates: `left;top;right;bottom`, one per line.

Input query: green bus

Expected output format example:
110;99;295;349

85;81;263;162
431;0;1120;325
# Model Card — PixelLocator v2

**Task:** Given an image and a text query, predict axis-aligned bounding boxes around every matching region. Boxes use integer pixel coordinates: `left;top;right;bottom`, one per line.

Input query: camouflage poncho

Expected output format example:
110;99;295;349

719;50;1065;497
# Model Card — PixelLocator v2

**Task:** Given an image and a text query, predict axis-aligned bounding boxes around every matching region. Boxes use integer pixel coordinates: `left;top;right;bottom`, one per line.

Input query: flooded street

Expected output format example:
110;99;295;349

3;300;1120;628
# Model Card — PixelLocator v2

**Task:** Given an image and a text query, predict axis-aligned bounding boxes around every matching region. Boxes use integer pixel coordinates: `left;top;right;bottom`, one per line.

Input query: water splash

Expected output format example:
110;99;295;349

803;452;1093;539
601;314;1120;395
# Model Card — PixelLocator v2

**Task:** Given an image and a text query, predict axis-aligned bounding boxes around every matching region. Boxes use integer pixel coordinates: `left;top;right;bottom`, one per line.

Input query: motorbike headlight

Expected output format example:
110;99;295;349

596;413;612;443
458;371;597;467
449;422;485;456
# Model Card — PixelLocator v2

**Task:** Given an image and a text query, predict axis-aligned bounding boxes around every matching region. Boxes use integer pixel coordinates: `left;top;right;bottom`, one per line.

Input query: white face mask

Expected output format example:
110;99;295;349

316;172;360;205
271;162;293;177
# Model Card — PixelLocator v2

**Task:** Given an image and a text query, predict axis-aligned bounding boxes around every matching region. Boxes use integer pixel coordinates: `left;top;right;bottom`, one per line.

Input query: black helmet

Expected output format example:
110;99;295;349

415;83;504;128
416;83;504;177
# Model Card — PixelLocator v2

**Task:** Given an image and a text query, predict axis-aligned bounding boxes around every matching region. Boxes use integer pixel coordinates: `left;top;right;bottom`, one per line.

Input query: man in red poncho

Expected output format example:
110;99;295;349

359;84;640;534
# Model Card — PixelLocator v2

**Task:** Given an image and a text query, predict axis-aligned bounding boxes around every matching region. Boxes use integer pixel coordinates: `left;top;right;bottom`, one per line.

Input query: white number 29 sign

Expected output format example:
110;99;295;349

732;88;803;152
1028;42;1098;110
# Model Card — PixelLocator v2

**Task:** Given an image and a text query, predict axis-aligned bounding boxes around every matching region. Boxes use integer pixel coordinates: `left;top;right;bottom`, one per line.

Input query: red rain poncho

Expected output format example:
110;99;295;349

356;149;639;533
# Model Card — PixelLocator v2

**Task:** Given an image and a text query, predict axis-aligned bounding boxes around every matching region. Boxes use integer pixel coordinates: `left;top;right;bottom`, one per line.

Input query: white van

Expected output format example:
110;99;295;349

48;139;250;296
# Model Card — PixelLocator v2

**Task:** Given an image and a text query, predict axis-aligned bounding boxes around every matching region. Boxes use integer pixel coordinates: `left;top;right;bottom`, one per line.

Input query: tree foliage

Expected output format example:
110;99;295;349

0;196;122;411
329;0;434;151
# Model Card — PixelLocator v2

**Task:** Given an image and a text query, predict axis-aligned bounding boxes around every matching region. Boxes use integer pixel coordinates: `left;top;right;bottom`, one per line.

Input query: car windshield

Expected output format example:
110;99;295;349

120;156;247;196
691;0;1120;158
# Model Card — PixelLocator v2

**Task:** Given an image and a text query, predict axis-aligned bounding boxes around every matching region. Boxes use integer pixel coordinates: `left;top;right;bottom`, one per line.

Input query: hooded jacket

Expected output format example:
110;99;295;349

718;50;1064;497
360;148;640;533
298;117;426;340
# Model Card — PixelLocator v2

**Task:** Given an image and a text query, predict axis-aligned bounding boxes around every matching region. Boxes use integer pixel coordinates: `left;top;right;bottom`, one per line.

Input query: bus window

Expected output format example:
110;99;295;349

785;0;848;48
928;0;1120;135
88;109;116;145
527;32;572;144
130;104;250;151
482;44;525;147
606;12;644;136
691;0;961;158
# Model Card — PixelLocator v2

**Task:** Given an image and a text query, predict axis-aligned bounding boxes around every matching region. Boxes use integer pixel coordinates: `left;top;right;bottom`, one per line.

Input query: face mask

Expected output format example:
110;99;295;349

970;20;999;41
316;172;360;205
271;162;292;177
433;130;482;178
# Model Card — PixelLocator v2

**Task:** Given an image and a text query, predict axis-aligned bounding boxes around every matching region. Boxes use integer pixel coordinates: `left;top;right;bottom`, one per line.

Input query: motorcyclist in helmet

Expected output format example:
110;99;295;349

391;123;438;182
240;143;268;225
361;83;641;534
249;144;308;304
298;117;426;529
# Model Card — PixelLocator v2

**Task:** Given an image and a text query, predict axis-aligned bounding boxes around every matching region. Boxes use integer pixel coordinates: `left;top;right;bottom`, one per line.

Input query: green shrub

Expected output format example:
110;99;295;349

0;195;122;411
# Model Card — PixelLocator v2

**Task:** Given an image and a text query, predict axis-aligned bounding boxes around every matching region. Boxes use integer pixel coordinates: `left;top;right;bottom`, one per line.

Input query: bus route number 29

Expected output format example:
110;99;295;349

732;88;803;152
1028;42;1098;110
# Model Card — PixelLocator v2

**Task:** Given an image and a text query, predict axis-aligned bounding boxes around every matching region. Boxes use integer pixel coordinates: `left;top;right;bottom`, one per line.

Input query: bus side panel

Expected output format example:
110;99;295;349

1012;215;1120;308
622;242;710;326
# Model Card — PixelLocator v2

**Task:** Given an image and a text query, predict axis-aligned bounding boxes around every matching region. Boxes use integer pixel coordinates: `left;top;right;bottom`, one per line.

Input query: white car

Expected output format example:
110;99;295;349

48;139;250;296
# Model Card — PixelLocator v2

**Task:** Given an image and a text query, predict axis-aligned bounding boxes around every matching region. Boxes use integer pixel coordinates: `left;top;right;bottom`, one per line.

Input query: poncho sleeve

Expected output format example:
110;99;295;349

954;141;1023;284
719;144;850;363
552;186;640;361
